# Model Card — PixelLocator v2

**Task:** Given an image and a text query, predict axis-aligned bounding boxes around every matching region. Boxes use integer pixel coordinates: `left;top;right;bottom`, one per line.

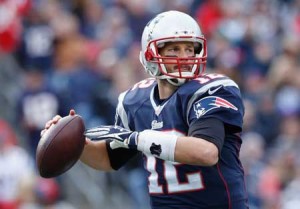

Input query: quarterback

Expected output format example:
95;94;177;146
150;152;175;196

43;10;249;209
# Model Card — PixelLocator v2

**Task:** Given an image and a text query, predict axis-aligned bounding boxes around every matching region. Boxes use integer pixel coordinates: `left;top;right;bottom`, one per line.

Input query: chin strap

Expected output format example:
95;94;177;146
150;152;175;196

156;74;187;86
166;78;187;86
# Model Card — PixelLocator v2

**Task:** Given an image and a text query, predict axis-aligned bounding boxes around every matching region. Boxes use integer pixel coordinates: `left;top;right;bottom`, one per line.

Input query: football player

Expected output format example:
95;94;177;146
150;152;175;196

43;10;249;209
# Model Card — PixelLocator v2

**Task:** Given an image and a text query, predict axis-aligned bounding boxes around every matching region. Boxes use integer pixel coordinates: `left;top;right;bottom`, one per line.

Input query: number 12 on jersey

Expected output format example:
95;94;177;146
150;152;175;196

146;155;205;194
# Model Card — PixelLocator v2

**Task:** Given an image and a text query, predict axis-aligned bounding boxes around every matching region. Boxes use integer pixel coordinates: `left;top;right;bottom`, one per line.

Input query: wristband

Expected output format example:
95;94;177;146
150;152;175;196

137;130;178;161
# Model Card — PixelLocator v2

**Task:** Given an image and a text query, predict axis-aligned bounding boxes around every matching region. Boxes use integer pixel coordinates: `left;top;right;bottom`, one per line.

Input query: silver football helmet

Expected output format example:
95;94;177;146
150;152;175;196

139;10;207;86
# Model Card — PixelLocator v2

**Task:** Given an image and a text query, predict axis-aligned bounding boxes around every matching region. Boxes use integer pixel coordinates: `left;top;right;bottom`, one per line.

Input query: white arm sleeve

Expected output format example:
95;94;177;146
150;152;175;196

137;130;178;161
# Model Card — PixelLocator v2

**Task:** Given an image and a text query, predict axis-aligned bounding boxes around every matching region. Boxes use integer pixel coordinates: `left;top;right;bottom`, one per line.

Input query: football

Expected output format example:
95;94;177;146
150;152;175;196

36;115;85;178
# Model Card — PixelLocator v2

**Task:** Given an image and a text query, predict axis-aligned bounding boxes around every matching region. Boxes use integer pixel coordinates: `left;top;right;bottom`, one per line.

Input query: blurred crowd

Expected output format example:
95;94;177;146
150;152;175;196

0;0;299;209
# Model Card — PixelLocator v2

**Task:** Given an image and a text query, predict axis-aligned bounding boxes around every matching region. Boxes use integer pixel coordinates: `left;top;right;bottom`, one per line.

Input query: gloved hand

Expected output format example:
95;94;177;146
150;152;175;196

84;125;139;150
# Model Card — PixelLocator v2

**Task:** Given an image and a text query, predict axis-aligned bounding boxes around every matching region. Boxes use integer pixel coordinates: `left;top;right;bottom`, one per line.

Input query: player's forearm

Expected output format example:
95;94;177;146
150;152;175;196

174;136;219;166
80;139;114;171
137;130;219;166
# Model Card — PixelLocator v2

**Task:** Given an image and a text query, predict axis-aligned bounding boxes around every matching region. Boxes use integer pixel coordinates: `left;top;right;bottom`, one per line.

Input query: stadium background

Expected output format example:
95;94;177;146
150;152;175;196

0;0;299;209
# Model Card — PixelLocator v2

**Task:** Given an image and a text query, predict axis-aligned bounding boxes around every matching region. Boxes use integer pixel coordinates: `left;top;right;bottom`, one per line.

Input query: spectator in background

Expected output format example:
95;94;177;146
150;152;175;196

17;69;62;157
70;0;104;40
16;8;55;72
0;119;34;209
280;165;300;209
194;0;223;38
0;0;32;124
47;14;115;127
120;0;152;42
240;132;266;209
0;0;31;53
112;42;148;94
19;177;76;209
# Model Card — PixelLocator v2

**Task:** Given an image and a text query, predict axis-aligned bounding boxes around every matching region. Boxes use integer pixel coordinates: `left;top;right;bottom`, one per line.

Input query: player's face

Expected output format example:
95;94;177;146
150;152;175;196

159;41;195;73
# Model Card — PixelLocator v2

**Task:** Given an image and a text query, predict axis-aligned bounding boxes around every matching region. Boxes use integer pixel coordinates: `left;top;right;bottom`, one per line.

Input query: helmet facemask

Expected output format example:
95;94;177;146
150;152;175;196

143;37;207;86
139;11;207;86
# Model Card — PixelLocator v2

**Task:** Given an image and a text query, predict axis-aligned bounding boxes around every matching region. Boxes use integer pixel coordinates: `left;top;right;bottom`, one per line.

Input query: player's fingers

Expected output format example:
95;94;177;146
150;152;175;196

45;120;53;129
84;138;90;145
52;115;62;124
45;115;61;129
69;109;76;116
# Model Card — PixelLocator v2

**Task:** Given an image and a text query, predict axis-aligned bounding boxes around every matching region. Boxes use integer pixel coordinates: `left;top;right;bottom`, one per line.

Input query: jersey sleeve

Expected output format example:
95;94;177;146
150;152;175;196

114;91;130;128
188;84;244;133
188;117;225;153
106;91;139;170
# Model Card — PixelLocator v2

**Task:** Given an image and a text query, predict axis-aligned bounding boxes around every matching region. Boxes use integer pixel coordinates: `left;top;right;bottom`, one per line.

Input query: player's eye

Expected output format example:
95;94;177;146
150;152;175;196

164;48;178;56
167;48;177;52
186;48;194;53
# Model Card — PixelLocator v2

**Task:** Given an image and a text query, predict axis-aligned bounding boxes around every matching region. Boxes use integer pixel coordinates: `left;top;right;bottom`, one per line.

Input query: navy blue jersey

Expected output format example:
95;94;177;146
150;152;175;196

115;73;248;209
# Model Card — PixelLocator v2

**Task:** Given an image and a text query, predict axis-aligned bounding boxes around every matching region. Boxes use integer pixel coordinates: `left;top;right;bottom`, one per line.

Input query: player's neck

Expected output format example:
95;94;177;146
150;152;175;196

157;79;178;99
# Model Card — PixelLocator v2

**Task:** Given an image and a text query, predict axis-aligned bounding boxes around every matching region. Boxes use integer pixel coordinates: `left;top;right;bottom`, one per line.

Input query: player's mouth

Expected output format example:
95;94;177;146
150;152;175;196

173;65;192;72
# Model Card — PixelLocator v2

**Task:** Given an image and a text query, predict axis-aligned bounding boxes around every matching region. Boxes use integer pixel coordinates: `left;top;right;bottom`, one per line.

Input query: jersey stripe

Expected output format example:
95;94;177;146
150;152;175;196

116;90;130;129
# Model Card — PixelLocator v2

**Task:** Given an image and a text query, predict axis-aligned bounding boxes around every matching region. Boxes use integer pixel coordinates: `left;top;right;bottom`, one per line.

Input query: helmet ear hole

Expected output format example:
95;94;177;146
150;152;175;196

145;49;154;61
195;44;203;54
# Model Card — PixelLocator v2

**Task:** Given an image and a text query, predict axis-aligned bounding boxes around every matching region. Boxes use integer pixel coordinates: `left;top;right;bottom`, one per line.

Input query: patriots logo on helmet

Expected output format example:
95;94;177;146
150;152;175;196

193;96;238;118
